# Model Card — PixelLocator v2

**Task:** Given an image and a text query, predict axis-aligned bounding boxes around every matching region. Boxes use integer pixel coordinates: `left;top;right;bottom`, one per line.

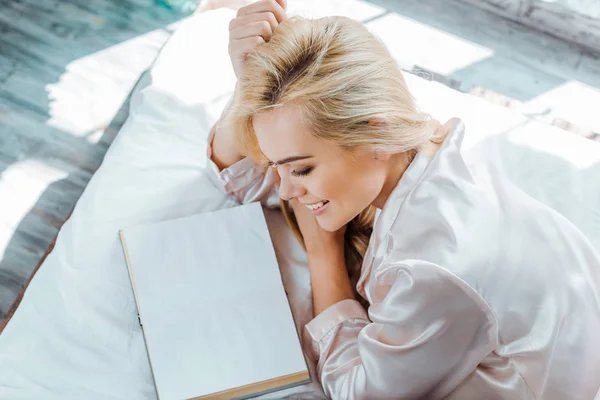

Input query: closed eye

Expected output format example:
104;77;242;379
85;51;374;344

291;166;313;177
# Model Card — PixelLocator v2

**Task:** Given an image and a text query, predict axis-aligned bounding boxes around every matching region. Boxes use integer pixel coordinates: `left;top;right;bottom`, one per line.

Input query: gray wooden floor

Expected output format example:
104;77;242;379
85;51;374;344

367;0;600;136
0;0;189;320
1;0;599;321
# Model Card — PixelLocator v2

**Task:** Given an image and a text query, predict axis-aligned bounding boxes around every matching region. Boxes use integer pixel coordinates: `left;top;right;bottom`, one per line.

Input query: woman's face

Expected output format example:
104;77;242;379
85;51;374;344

253;104;389;232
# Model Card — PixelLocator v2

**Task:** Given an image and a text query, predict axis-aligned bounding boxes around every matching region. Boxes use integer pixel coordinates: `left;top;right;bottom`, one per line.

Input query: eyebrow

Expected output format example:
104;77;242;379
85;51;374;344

268;155;313;167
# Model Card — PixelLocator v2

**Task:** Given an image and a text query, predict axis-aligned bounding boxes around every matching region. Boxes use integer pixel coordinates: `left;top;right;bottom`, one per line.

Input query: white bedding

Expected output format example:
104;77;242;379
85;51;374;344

1;5;599;400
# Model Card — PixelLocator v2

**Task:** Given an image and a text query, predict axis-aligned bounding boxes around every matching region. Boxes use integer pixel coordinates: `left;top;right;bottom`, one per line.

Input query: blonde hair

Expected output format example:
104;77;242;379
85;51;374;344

226;16;441;301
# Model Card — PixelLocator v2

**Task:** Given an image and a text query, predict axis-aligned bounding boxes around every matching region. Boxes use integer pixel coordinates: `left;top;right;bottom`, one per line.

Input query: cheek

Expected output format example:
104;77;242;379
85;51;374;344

314;165;382;232
310;160;384;205
347;166;385;206
303;168;349;200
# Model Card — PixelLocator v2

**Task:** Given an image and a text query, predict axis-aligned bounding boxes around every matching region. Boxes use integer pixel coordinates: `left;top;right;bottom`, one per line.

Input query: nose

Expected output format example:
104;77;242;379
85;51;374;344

278;171;305;201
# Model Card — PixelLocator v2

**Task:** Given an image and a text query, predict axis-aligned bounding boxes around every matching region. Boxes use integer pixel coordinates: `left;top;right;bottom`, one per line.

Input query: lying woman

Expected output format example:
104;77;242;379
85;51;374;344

207;0;600;398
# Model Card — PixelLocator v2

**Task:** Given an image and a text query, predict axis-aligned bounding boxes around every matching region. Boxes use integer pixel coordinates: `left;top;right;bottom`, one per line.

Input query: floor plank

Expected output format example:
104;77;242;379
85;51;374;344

367;0;600;133
367;0;600;90
456;0;600;53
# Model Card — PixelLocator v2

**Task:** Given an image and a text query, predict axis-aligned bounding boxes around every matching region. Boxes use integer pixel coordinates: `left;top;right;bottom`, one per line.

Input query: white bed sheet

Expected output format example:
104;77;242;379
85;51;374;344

1;5;599;400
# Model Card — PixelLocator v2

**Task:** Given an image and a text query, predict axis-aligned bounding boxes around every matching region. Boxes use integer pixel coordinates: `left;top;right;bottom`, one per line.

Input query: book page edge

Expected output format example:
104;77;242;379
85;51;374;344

189;370;311;400
119;230;162;399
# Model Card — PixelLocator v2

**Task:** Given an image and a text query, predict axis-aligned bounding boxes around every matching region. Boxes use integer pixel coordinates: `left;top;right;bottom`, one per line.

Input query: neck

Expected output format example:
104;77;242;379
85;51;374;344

370;120;450;209
371;151;414;210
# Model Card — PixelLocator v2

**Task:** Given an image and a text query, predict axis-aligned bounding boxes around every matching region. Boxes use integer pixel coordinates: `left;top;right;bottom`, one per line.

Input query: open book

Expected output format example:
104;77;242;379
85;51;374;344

119;202;310;399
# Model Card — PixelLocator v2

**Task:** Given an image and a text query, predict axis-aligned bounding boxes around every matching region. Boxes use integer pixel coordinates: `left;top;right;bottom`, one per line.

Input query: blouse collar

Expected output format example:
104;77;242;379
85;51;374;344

357;118;466;296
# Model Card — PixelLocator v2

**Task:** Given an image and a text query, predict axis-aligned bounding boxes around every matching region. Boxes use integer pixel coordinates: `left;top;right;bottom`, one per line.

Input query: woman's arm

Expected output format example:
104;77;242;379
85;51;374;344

303;261;496;399
308;244;355;315
209;110;244;172
290;199;355;315
290;202;496;399
209;0;287;171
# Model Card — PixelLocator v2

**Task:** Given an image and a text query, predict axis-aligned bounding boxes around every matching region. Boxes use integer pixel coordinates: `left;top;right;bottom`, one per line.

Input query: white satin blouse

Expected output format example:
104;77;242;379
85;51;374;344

207;119;600;399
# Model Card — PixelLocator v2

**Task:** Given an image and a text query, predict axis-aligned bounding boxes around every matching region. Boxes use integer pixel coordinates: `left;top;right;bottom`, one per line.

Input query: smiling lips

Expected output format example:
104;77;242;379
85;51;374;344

305;200;329;211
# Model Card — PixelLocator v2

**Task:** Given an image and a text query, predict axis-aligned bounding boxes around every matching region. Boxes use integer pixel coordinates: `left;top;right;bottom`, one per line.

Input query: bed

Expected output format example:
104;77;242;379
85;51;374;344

1;5;599;399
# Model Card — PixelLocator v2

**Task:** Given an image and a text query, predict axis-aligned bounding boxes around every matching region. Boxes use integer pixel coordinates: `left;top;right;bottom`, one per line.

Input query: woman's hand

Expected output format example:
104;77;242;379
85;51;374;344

290;199;346;259
290;199;354;315
228;0;287;78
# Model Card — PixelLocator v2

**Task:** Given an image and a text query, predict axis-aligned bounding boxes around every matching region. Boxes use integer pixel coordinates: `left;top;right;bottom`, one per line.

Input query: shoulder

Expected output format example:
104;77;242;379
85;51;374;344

367;260;499;350
371;260;498;327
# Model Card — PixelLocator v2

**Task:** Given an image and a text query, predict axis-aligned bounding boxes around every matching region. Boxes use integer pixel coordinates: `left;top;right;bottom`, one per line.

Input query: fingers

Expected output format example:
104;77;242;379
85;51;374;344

237;0;286;24
274;0;286;10
230;20;274;41
230;36;266;59
228;0;286;78
229;11;279;32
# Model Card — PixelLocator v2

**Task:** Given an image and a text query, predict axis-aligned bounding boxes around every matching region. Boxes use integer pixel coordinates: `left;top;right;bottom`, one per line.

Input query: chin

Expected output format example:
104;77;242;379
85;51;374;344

316;214;348;232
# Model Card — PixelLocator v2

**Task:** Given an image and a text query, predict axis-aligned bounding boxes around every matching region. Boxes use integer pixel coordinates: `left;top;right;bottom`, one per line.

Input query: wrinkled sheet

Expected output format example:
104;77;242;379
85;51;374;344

1;5;599;400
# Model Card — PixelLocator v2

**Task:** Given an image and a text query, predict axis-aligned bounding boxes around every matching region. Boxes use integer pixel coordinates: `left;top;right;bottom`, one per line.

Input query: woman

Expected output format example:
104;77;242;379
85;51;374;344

208;1;600;398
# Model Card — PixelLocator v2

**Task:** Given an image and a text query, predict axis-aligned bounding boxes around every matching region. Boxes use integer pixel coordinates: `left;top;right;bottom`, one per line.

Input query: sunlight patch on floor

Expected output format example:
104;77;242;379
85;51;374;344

365;12;495;74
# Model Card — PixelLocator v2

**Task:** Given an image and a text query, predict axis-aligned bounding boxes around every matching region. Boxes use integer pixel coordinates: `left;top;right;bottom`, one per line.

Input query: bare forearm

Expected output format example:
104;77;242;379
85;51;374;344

209;121;244;171
308;249;355;316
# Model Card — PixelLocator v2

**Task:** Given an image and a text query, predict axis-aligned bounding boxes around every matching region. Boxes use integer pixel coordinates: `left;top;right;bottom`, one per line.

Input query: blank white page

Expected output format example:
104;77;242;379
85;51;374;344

120;202;308;400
